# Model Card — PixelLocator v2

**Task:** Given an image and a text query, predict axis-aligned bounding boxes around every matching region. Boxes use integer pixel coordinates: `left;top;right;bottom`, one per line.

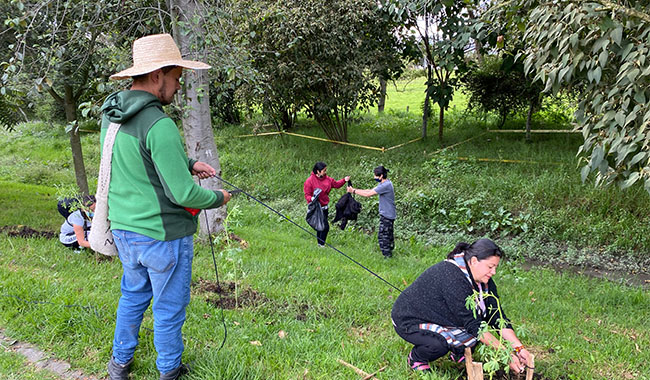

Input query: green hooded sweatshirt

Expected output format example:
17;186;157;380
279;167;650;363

100;90;224;241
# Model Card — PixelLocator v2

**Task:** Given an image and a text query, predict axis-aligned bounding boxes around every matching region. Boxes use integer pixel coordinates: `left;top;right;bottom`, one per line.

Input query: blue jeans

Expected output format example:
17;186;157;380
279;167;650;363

111;229;194;374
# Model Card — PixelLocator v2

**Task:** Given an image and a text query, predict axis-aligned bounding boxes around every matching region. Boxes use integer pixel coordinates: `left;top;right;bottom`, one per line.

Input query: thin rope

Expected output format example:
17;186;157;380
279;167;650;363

198;178;228;353
214;175;402;293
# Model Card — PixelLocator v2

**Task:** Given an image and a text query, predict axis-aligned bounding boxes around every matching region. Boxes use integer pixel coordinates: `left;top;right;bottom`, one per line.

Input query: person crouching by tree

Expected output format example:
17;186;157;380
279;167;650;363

303;161;350;247
59;195;96;249
391;239;531;373
346;165;395;258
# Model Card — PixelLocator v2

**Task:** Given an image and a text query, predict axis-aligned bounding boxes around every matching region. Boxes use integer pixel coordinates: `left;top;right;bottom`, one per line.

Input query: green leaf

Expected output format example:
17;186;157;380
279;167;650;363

629;151;647;167
598;50;608;67
593;66;602;83
581;165;591;183
627;68;640;82
620;171;640;189
611;26;623;46
592;36;609;53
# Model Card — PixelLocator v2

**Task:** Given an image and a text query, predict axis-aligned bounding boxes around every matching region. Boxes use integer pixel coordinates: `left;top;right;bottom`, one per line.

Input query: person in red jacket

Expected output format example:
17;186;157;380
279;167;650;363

303;161;350;246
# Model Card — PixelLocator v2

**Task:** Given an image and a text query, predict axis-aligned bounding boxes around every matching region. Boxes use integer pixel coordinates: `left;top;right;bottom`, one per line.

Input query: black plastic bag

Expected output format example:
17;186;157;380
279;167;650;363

306;188;326;231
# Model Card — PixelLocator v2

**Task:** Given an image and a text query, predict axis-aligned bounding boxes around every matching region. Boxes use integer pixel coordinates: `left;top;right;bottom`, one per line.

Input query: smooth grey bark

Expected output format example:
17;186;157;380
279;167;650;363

176;0;227;237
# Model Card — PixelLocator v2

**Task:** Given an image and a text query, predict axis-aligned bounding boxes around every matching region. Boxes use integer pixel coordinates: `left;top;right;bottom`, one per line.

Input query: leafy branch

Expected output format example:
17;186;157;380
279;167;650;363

465;291;518;380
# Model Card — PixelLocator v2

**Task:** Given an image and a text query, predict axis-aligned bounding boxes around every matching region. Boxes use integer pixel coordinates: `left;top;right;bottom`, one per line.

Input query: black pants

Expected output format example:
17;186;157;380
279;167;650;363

62;241;80;249
316;208;329;246
378;215;394;256
395;326;454;363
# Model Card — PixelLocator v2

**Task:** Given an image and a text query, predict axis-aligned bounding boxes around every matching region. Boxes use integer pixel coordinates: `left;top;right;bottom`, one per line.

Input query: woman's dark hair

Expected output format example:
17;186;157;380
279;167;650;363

374;165;388;179
447;238;504;261
312;161;327;174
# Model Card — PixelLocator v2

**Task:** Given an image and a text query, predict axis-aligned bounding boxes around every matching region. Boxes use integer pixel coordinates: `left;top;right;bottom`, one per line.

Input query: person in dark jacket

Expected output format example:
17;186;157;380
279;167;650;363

391;239;531;373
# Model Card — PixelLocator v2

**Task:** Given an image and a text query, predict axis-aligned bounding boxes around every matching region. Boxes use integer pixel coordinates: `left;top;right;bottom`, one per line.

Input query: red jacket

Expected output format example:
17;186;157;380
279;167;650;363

303;173;346;207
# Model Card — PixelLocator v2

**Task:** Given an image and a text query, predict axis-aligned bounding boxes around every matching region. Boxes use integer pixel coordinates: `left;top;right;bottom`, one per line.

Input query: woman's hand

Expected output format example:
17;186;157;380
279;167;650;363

516;347;531;368
509;353;525;374
344;176;350;182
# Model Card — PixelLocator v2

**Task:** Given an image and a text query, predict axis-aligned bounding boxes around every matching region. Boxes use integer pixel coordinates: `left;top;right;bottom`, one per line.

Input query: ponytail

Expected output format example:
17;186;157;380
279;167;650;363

447;242;471;259
446;239;504;261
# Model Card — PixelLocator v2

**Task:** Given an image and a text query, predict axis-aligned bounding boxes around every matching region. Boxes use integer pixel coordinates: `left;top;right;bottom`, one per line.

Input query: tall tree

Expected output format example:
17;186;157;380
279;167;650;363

386;0;477;141
172;0;228;236
3;0;170;195
245;0;402;142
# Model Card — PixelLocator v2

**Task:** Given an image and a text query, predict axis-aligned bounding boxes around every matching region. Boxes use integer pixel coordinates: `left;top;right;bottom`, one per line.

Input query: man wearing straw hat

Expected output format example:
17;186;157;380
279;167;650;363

102;34;231;380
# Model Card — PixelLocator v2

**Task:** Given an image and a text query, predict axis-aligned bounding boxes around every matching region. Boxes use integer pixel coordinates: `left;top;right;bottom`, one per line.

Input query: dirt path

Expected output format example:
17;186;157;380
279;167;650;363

0;329;102;380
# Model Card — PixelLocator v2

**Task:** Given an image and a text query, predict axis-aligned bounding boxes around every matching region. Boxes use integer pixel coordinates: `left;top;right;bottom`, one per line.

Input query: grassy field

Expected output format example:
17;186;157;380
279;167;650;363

0;78;649;379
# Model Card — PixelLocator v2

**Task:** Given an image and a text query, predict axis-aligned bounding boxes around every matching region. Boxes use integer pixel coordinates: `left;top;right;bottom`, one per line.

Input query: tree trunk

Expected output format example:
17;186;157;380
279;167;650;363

525;100;534;142
176;0;227;237
378;78;387;113
62;84;89;196
438;106;444;143
422;95;429;139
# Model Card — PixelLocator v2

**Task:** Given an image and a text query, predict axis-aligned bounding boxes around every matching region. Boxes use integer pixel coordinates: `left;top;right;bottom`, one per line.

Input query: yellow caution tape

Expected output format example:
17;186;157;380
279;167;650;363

487;129;579;133
385;137;422;151
281;131;386;151
234;130;423;153
430;132;488;155
455;156;564;165
233;131;283;138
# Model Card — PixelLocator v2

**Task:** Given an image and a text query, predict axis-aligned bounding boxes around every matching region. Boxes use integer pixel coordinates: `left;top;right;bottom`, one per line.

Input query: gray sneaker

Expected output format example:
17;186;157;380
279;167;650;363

107;356;133;380
159;363;190;380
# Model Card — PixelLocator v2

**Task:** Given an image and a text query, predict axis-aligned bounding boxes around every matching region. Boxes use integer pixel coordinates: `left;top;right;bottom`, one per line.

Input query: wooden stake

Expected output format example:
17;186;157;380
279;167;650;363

525;354;535;380
464;347;484;380
362;365;387;380
337;359;371;377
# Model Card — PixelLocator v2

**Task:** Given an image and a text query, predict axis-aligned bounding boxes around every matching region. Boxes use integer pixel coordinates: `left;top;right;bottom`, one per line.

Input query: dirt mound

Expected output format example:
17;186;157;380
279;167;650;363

193;278;268;309
0;225;56;239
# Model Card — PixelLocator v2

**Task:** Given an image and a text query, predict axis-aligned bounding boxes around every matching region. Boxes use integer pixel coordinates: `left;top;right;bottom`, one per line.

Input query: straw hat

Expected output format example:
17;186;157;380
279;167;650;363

110;34;210;80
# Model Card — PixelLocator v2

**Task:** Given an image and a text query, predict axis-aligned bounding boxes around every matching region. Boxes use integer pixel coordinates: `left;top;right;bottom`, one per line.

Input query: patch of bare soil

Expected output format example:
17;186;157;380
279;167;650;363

0;225;56;239
192;279;322;321
193;278;268;310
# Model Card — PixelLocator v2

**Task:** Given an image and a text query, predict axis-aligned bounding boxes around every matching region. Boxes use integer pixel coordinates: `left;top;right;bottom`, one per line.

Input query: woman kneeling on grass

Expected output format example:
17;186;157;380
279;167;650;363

391;238;531;373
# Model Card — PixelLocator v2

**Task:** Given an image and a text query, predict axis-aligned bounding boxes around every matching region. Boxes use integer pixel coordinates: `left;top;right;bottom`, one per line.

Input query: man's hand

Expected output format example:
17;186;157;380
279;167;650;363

344;175;350;182
347;185;354;193
220;189;232;205
191;161;216;179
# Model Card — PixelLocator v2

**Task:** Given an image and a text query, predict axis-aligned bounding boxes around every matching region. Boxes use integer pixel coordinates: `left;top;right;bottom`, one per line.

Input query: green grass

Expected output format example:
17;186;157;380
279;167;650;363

0;78;649;379
0;204;648;379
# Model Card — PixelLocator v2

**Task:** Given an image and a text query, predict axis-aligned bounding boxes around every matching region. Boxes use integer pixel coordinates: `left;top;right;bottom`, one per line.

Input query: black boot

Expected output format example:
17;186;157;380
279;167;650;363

159;363;190;380
107;356;133;380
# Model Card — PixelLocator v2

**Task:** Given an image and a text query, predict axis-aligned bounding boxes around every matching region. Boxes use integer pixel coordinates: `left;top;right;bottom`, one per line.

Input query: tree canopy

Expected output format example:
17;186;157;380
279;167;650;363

485;0;650;192
244;0;403;142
